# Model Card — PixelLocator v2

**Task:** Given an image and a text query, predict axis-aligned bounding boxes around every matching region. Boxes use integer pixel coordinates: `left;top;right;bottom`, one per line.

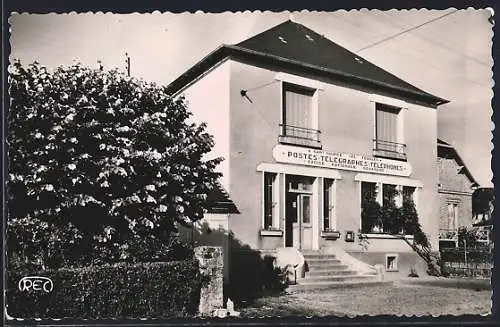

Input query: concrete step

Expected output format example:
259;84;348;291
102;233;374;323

307;263;348;270
307;269;357;277
288;280;392;292
306;258;342;265
302;274;375;283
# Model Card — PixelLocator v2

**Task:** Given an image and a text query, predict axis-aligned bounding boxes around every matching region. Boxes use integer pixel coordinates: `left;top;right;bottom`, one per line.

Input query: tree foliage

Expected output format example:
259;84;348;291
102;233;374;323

359;184;438;275
7;61;222;268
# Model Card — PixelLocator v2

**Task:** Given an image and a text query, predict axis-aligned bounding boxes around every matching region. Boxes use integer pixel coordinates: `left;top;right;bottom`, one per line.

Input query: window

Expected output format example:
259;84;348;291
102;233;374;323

447;203;459;231
263;172;278;230
374;103;406;160
361;181;378;201
288;175;314;193
360;182;380;233
439;202;459;241
302;195;311;224
385;254;399;272
323;179;335;231
279;82;320;148
361;181;418;235
382;184;398;206
403;186;416;204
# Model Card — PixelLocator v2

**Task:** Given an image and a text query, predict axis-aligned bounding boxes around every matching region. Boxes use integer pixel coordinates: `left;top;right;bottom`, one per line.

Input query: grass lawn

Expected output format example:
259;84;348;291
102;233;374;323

239;283;492;317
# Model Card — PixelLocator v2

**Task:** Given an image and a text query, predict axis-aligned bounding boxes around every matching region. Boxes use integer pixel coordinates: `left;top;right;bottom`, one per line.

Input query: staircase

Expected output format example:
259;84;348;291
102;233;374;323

288;252;389;292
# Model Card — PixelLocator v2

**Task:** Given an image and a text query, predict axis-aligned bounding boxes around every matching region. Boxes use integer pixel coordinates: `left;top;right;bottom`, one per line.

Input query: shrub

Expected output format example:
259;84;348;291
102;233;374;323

7;61;222;268
457;226;481;248
226;253;287;304
408;265;419;278
7;260;205;318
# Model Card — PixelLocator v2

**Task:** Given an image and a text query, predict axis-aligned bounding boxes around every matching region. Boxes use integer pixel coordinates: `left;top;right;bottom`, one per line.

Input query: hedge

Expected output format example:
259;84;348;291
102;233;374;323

7;260;205;319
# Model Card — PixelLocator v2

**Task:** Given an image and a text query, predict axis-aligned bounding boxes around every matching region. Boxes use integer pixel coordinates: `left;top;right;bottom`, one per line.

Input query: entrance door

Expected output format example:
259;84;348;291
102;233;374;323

284;175;314;250
292;194;312;250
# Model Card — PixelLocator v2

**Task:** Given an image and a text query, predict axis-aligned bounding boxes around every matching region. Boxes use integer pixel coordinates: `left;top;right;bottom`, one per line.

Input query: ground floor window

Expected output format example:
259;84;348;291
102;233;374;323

323;178;335;231
361;181;417;234
263;172;278;229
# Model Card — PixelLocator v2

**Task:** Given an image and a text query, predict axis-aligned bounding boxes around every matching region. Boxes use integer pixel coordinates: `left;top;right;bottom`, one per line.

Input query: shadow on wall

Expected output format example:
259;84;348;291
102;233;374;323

179;220;287;306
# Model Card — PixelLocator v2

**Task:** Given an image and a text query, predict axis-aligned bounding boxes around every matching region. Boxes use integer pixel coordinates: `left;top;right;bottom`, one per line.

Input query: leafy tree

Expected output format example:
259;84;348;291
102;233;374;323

7;61;222;269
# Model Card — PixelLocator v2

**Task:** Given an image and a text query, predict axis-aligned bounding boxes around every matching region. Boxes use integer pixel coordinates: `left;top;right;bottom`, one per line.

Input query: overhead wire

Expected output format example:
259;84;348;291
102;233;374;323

355;9;460;53
327;11;490;89
370;10;491;68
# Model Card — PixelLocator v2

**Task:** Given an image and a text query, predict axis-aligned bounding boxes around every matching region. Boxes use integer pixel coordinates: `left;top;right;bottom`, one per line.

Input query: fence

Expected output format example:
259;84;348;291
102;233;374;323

440;247;493;279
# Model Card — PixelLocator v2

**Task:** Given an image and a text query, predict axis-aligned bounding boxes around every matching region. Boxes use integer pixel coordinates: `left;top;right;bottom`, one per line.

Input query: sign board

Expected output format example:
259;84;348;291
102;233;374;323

272;144;412;177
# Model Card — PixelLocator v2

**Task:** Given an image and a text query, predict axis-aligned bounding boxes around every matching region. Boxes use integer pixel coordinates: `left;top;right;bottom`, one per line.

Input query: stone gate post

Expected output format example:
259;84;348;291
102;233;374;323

194;246;224;316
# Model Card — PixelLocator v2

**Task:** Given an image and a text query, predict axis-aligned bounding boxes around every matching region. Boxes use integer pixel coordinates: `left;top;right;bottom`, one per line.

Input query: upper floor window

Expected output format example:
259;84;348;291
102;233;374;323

278;82;321;148
374;103;406;161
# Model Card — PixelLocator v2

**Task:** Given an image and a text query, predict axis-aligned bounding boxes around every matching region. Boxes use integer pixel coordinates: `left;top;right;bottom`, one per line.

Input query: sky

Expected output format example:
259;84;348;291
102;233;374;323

9;9;494;187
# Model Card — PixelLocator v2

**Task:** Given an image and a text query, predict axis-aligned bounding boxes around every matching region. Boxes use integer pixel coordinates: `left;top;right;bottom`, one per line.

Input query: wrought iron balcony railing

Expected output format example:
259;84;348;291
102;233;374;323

373;139;407;160
439;228;458;240
280;124;321;142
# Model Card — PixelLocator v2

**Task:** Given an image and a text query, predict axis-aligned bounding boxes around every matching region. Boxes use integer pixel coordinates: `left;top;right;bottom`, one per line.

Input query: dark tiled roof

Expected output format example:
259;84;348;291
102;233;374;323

167;20;448;107
437;138;479;187
205;181;240;214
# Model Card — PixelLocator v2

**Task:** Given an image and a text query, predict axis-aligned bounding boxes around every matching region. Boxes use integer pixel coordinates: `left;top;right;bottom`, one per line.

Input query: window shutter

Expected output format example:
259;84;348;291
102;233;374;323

376;104;399;143
284;85;313;135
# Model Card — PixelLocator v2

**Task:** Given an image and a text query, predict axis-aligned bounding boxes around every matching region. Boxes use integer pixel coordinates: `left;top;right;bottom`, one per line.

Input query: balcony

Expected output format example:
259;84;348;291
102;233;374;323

278;124;321;148
439;228;458;240
373;139;407;161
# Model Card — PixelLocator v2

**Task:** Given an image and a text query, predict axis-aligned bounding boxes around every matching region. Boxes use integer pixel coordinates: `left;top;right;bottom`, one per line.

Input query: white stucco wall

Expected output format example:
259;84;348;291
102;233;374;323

177;60;231;191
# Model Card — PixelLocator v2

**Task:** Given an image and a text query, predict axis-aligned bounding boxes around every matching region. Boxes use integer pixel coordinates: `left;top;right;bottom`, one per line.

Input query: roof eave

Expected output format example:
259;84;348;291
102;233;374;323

166;45;230;97
226;45;448;107
438;142;479;186
166;44;449;107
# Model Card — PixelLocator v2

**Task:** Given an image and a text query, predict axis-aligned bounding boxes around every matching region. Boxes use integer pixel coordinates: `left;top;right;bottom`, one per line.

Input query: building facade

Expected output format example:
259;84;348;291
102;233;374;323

472;187;494;246
437;139;479;249
171;20;449;280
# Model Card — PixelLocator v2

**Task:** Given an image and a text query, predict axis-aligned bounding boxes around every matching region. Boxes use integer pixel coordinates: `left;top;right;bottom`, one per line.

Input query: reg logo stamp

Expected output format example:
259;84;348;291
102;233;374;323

18;276;53;293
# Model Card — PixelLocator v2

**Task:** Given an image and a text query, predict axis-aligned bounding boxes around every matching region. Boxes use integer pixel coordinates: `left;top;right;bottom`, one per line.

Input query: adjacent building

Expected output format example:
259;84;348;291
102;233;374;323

437;139;479;249
171;19;450;281
472;187;494;246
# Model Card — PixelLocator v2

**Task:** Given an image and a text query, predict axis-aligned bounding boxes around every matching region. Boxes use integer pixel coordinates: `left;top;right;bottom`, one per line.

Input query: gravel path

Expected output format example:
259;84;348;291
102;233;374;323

239;282;492;317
